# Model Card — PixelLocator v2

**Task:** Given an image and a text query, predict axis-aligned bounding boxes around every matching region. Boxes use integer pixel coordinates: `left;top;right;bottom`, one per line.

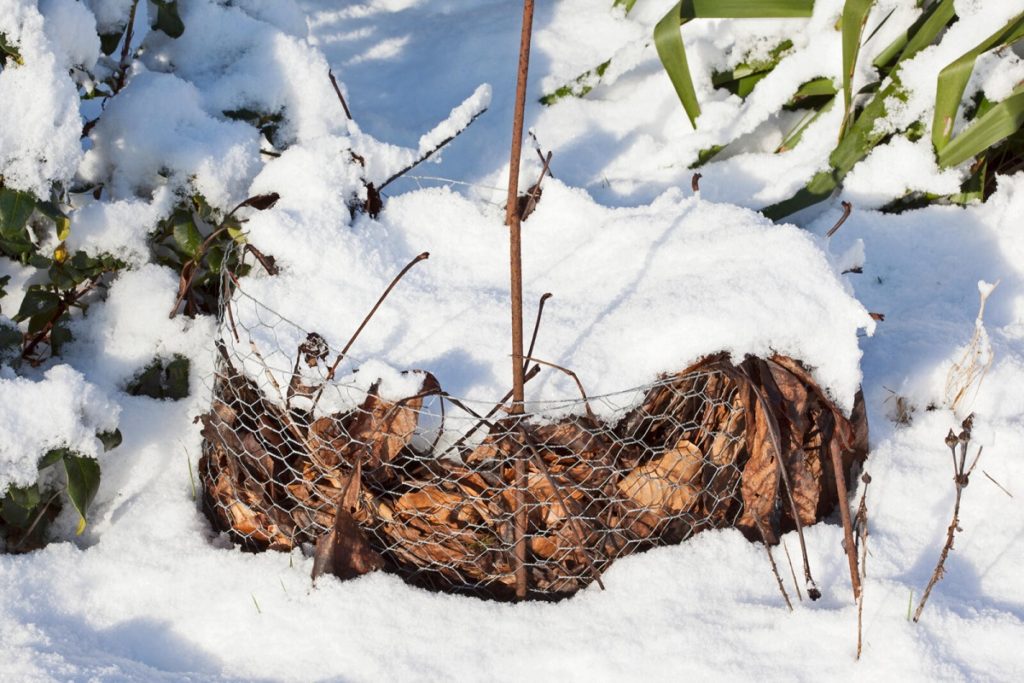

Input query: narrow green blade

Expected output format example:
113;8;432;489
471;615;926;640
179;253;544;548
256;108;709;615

873;0;955;72
938;86;1024;167
654;0;815;127
840;0;876;136
932;11;1024;152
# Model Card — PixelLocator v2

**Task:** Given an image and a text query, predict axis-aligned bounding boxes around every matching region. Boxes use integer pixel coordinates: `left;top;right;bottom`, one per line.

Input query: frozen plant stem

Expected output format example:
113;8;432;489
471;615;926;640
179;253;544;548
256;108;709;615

506;0;535;601
855;473;871;661
913;417;982;622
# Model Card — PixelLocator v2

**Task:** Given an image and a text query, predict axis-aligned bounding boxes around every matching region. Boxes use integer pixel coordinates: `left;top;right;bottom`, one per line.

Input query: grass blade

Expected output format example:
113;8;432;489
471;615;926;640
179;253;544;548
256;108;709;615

872;0;955;72
654;0;815;127
932;11;1024;153
938;86;1024;168
840;0;877;137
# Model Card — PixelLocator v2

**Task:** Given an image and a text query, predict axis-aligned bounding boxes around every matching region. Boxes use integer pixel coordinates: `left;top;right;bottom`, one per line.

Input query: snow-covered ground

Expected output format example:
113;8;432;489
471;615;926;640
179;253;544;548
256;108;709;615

2;0;1024;680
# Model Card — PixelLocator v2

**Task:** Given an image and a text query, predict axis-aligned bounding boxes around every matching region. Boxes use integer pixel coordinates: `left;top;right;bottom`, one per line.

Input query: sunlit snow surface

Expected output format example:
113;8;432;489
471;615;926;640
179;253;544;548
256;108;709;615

2;0;1024;680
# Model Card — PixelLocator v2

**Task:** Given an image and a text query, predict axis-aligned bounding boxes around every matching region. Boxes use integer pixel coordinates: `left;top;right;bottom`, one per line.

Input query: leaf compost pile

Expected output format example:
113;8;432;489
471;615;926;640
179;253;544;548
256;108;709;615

200;319;867;600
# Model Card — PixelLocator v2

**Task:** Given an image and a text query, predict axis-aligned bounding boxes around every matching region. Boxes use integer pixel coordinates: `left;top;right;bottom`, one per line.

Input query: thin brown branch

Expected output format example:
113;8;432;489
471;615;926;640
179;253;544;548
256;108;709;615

753;512;793;611
855;473;871;660
782;539;803;601
826;201;853;238
328;69;354;120
324;252;430;381
378;109;488;192
521;355;597;423
112;0;140;95
691;173;702;193
22;278;101;360
521;150;552;220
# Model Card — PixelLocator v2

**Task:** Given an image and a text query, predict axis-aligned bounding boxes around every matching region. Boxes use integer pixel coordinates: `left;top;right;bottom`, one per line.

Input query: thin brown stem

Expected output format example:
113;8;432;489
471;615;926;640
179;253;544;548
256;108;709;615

22;279;101;360
914;430;981;622
826;201;853;238
324;252;430;381
753;512;793;611
379;110;488;192
112;0;140;95
328;69;354;120
782;539;803;601
521;355;597;423
855;473;871;660
691;173;702;193
521;151;552;220
506;0;536;601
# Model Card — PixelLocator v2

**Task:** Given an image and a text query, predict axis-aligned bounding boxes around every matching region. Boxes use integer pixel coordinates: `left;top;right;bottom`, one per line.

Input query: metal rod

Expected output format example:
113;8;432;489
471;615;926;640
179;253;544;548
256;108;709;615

506;0;535;601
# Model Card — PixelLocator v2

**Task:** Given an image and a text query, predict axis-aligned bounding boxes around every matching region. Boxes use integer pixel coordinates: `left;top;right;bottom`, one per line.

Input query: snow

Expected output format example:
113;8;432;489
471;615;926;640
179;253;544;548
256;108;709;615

2;0;1024;680
0;0;86;194
0;364;119;491
78;71;262;209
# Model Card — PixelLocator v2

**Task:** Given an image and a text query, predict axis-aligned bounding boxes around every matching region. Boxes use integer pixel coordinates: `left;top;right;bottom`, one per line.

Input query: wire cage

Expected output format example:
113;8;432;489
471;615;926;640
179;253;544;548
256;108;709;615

199;266;867;601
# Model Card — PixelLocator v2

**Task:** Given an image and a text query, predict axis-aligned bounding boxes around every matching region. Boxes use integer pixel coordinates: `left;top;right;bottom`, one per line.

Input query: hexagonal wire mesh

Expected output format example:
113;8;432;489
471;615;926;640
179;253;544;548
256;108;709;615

199;255;865;601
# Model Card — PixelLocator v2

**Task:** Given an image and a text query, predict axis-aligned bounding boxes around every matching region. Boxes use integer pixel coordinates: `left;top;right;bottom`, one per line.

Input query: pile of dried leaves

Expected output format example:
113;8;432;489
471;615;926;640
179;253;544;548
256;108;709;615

200;340;866;600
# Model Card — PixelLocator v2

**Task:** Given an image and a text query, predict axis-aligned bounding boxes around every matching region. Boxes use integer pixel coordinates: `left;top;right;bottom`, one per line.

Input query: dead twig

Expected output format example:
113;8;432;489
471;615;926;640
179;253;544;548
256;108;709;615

826;201;852;238
982;470;1013;498
753;512;793;611
913;416;980;622
521;356;597;423
691;173;702;193
782;539;803;601
328;69;354;121
378;109;488;192
322;252;430;382
855;472;871;660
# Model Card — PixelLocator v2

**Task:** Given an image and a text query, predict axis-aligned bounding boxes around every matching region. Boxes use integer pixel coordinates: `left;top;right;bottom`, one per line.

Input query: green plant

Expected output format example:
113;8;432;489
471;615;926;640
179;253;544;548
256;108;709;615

548;2;1024;217
149;191;279;318
127;354;191;400
0;432;121;551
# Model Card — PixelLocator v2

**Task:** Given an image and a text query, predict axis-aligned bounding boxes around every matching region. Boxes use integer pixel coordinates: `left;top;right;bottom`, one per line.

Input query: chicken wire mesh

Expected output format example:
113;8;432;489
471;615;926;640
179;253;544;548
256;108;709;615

200;264;866;601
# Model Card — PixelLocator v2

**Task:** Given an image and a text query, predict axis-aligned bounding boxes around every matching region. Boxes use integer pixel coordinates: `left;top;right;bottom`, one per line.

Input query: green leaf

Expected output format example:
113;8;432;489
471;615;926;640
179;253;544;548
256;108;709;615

932;11;1024;153
127;359;165;398
63;454;100;528
764;80;901;219
614;0;639;14
152;1;186;39
172;216;203;258
13;289;60;326
0;187;36;237
98;429;123;452
50;316;73;355
872;0;955;72
840;0;876;137
1;484;41;529
99;29;123;56
938;85;1024;167
38;448;70;470
0;318;20;358
654;0;815;127
164;356;190;400
37;201;71;242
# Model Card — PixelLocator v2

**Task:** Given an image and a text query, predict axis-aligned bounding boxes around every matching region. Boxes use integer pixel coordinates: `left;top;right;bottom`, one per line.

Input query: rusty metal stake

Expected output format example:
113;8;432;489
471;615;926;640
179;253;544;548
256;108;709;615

506;0;536;601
